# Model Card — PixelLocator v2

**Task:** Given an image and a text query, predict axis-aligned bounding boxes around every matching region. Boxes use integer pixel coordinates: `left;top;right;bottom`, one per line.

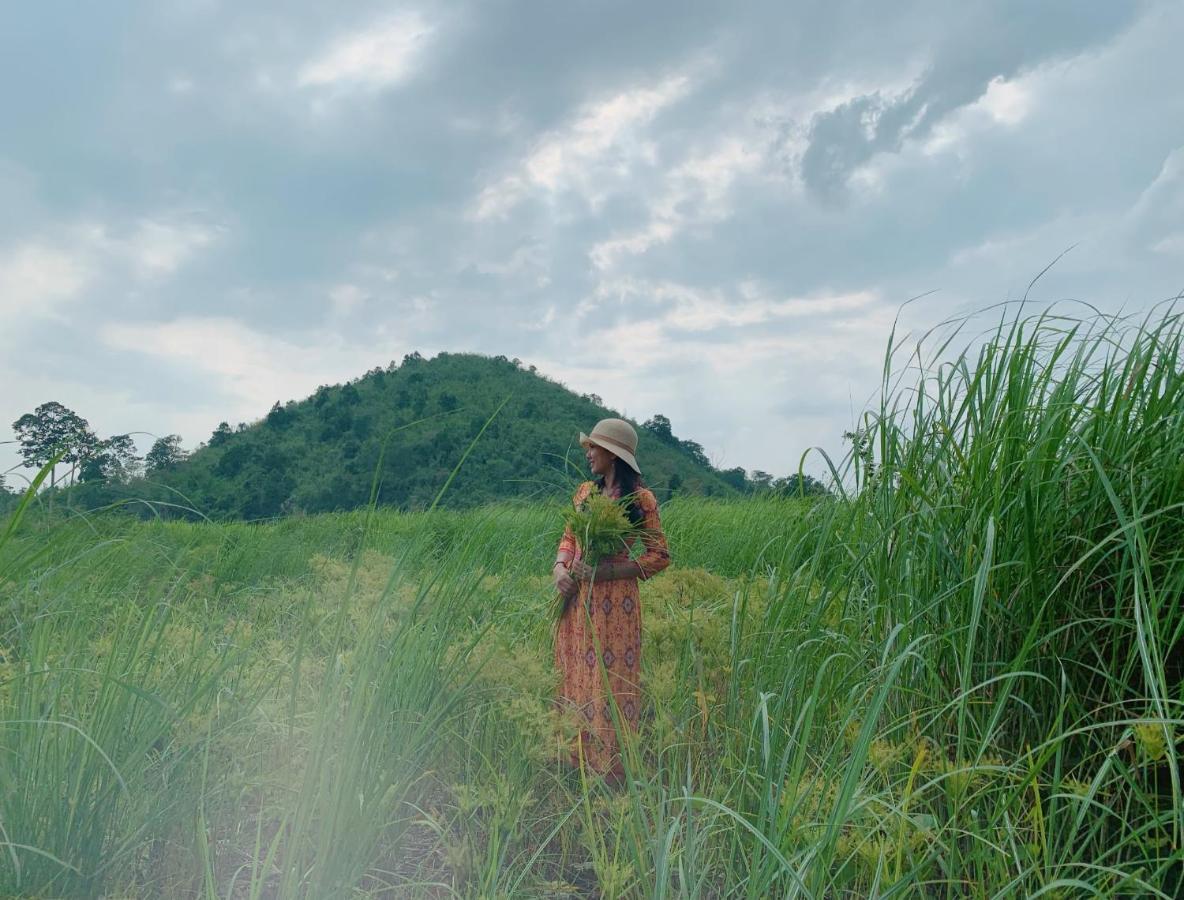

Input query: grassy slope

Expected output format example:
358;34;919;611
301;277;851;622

1;306;1181;897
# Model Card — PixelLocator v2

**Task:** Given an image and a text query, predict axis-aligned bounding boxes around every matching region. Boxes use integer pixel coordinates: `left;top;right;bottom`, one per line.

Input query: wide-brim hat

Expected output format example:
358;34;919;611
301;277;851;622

579;418;642;474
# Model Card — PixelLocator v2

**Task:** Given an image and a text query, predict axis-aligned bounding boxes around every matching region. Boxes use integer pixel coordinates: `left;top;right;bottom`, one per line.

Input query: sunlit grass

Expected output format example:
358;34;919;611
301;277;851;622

1;304;1181;896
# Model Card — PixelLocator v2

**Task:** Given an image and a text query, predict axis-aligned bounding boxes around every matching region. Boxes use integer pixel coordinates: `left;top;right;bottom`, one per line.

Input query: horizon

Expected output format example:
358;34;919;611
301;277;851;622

3;1;1182;485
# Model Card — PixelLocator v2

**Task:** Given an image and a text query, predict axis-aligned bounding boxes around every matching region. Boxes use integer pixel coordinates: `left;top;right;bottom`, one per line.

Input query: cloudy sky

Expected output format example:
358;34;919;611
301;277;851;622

2;0;1182;485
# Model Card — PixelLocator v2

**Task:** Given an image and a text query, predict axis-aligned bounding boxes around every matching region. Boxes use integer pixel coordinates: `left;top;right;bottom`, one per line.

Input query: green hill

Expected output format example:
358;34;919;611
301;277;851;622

118;352;740;519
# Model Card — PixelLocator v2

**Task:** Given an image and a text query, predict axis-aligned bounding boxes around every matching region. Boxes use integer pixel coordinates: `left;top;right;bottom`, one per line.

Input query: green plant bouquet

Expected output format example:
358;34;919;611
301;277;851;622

553;487;645;622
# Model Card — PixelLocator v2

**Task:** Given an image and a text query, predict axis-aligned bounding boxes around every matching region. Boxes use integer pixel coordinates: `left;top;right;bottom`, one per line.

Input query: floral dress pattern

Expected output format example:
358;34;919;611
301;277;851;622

554;481;670;778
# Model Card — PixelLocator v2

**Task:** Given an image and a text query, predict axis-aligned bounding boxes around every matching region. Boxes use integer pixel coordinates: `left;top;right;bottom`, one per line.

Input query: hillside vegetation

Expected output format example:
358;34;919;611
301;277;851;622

1;306;1181;897
58;352;759;520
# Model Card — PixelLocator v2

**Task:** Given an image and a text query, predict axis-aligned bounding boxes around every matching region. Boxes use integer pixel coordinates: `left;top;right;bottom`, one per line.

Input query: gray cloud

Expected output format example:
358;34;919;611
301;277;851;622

799;1;1143;199
2;0;1181;481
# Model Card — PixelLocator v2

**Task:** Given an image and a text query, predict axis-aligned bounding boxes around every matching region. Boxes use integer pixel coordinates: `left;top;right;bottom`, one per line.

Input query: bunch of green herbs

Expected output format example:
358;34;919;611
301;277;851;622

553;486;645;621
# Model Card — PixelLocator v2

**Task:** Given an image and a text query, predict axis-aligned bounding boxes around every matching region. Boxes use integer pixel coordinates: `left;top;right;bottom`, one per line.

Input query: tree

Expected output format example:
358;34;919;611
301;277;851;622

680;438;710;468
719;466;748;492
750;470;774;491
79;434;141;484
216;443;254;478
0;474;18;515
773;473;828;498
145;435;187;474
266;401;293;429
642;414;674;443
209;422;233;447
12;401;96;488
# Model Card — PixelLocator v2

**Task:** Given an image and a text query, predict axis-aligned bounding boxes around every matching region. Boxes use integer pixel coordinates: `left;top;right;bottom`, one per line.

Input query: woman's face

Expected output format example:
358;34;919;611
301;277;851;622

586;442;617;477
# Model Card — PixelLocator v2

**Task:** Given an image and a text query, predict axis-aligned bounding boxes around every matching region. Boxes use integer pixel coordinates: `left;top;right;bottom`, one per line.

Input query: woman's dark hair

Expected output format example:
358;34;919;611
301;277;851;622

596;457;647;525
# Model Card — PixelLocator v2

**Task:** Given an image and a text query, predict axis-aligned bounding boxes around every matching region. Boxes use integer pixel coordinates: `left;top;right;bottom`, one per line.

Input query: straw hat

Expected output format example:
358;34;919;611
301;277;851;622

579;418;642;474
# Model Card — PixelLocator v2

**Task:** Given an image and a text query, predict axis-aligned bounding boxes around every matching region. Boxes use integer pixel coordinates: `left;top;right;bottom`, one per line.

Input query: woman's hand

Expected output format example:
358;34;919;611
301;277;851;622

553;562;578;599
568;559;595;582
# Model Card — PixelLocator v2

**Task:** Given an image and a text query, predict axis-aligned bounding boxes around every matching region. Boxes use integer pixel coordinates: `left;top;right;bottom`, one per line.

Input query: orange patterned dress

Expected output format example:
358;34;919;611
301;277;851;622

554;480;670;779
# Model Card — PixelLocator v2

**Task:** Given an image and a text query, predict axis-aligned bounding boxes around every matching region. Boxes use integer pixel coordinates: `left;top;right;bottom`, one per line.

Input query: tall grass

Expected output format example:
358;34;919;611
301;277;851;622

0;305;1180;896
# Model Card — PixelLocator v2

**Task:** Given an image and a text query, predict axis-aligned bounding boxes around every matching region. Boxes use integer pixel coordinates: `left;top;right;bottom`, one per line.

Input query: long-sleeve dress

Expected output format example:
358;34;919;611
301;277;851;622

554;481;670;779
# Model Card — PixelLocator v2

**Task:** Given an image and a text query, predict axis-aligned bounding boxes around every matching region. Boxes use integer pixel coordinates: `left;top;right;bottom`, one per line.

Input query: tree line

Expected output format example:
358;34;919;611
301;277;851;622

4;354;828;520
639;413;827;497
7;402;188;491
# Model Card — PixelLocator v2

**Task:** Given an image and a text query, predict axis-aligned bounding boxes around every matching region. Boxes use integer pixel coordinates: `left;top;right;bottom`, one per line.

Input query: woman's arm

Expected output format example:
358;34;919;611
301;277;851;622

631;489;670;579
554;525;579;598
553;482;592;596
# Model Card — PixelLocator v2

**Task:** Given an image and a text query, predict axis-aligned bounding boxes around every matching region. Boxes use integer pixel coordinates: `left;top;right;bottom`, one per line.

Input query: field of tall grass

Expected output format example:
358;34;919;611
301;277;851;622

1;306;1181;897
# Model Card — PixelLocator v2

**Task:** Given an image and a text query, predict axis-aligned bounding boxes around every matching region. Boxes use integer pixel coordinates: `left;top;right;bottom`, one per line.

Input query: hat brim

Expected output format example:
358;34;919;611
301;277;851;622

579;432;642;475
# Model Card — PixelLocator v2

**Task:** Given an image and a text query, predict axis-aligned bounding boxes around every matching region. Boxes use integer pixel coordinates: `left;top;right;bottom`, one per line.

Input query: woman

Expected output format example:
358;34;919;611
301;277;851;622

552;418;670;781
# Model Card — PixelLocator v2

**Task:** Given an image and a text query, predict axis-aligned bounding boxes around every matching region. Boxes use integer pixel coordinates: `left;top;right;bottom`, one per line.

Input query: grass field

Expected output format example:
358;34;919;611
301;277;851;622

2;306;1182;897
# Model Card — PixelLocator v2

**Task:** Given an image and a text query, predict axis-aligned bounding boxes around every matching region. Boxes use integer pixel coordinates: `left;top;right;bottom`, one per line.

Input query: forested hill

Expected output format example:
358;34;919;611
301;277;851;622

115;353;742;519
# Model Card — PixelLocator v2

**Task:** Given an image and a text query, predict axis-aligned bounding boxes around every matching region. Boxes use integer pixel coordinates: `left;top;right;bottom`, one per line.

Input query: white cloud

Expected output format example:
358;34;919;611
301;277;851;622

471;74;692;220
920;73;1035;159
666;287;877;332
531;279;897;475
298;12;434;91
1151;232;1184;257
0;242;90;327
470;241;545;277
946;142;1184;281
0;212;219;318
100;316;382;416
918;74;1037;160
976;76;1032;126
590;138;763;269
1127;147;1184;229
584;276;878;333
123;218;219;278
522;303;558;332
329;283;368;315
1116;146;1184;266
0;213;219;341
